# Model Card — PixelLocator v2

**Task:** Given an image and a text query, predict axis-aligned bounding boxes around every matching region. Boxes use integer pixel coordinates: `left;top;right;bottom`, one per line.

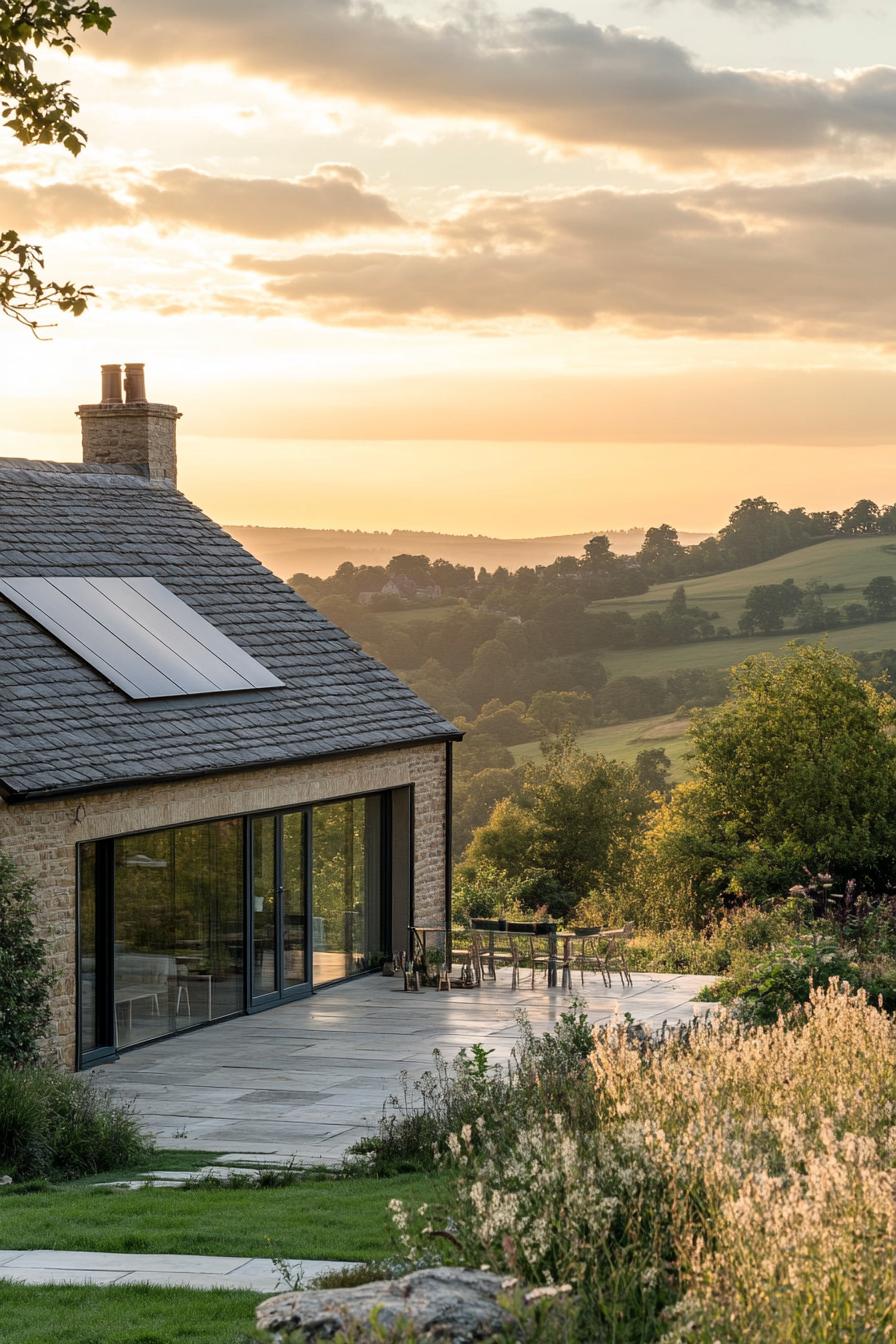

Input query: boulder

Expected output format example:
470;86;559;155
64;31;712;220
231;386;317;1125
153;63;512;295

256;1266;519;1342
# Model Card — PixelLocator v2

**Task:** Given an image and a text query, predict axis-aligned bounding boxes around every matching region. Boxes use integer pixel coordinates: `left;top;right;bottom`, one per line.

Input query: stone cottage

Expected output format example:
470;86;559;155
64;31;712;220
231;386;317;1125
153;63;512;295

0;365;459;1069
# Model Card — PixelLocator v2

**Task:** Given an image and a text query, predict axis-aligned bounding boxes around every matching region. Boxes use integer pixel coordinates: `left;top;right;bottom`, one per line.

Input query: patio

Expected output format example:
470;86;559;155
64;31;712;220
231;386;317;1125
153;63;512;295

90;969;717;1164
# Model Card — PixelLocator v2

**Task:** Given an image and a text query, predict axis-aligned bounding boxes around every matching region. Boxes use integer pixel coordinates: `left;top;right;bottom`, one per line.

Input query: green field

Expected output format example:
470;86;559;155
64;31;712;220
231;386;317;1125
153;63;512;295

590;536;896;629
598;616;896;681
375;603;460;626
359;539;896;687
512;713;694;779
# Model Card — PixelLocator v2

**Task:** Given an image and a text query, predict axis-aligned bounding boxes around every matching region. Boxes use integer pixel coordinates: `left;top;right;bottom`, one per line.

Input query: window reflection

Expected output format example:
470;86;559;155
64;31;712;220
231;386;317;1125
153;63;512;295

312;797;383;985
113;820;244;1049
77;790;389;1059
251;816;277;998
283;812;306;988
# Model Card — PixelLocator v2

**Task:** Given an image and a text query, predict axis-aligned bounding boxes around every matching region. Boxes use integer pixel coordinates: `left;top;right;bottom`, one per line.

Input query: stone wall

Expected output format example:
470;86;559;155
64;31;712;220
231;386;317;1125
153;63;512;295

0;740;448;1069
78;403;179;482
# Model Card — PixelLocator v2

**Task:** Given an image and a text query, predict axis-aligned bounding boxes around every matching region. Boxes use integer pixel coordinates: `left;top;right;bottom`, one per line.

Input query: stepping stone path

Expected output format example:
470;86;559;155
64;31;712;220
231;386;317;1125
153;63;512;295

0;1248;354;1291
1;1156;358;1290
93;1154;309;1190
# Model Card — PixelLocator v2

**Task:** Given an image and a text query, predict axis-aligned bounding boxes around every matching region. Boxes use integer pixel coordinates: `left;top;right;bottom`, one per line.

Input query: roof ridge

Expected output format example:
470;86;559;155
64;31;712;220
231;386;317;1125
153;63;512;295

0;458;153;481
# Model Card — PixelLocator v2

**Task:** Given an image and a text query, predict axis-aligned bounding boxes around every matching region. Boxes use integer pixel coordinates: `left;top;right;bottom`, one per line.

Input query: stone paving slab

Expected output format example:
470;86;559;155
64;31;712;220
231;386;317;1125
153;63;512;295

0;1249;354;1291
0;1268;126;1286
91;971;716;1162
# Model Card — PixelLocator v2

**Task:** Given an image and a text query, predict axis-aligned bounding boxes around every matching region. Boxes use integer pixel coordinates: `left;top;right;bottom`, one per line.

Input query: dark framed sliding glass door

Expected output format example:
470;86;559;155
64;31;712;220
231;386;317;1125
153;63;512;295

77;788;392;1067
312;795;385;986
78;818;246;1064
249;811;309;1006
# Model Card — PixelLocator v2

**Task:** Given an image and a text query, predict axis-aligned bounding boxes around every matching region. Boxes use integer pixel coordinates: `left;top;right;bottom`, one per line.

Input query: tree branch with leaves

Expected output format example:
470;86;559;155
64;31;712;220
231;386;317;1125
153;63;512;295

0;0;114;333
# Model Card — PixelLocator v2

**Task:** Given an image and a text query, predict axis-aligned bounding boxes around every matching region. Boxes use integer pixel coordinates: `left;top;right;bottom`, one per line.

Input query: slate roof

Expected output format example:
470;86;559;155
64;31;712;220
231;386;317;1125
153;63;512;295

0;460;459;800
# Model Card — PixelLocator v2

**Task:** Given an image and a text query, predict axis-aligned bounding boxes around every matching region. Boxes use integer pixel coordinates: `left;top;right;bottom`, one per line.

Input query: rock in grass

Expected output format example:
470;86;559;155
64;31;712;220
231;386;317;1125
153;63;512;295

257;1267;518;1342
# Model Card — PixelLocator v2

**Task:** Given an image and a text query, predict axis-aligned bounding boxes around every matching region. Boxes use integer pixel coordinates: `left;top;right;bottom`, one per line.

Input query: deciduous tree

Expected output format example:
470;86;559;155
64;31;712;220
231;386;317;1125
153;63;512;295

864;575;896;621
1;2;114;331
462;731;649;901
638;645;896;926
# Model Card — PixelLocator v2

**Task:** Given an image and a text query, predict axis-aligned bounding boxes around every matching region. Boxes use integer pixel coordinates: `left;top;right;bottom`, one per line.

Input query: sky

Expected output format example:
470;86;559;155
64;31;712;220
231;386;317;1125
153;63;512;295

1;0;895;535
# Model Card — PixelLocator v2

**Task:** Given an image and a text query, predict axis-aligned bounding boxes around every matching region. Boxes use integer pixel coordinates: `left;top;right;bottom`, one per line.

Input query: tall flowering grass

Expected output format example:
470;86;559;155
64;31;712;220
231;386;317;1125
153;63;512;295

394;984;896;1343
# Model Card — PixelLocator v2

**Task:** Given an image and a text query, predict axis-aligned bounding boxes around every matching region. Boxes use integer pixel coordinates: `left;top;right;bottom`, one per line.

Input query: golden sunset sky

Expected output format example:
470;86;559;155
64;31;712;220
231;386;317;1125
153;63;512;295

1;0;895;534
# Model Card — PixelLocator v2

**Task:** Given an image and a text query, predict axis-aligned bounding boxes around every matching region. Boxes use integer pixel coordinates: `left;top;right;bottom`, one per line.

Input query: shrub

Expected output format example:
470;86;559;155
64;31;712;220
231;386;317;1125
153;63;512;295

707;931;896;1023
394;984;896;1344
626;902;803;976
0;1067;154;1181
0;851;53;1066
707;934;858;1024
351;1003;599;1175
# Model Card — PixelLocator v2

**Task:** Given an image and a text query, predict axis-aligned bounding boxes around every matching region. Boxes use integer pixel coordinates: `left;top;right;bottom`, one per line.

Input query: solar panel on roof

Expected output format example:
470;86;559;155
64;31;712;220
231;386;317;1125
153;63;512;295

0;576;284;700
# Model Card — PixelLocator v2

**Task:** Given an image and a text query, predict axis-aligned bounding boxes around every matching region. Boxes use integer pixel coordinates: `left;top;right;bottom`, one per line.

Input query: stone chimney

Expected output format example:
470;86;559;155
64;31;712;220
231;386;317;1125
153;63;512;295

78;364;180;484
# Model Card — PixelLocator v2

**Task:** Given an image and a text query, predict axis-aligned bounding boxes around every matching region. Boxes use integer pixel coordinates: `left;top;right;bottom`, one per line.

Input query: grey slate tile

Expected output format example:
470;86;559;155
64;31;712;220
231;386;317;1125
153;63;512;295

0;459;460;797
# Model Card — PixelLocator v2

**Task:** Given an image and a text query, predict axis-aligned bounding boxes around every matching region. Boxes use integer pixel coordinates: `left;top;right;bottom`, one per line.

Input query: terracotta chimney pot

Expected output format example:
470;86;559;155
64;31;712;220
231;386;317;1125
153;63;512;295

100;364;123;404
124;363;147;404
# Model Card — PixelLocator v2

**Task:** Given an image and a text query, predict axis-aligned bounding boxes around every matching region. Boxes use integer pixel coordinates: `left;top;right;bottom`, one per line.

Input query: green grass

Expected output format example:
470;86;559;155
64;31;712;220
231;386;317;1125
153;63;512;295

0;1169;447;1261
590;536;896;628
0;1283;262;1344
0;1158;443;1343
63;1150;222;1188
596;616;896;681
512;713;693;779
373;602;461;627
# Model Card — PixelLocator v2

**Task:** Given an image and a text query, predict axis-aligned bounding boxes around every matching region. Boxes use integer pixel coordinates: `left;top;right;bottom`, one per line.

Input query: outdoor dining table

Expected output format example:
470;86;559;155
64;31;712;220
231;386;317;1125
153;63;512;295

471;920;573;988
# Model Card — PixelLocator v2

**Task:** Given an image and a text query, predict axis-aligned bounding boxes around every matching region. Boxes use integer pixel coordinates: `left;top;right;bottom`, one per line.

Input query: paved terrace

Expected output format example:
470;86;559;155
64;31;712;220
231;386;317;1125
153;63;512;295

91;970;716;1164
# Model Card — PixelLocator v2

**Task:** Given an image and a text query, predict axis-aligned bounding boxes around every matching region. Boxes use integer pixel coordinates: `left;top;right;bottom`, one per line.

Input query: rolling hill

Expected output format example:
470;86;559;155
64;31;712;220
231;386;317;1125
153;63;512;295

511;714;693;780
502;539;896;775
598;617;896;681
225;524;710;579
589;536;896;629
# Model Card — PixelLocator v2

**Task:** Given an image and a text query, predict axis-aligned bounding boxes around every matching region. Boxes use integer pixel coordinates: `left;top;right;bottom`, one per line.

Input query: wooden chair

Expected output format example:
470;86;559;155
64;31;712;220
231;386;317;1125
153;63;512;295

499;922;533;989
469;918;503;979
572;927;612;988
465;929;485;987
395;949;422;992
599;922;634;988
514;923;571;990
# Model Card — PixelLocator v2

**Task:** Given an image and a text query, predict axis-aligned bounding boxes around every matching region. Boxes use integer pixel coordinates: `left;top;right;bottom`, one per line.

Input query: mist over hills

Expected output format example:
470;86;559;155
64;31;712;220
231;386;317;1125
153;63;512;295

225;524;711;579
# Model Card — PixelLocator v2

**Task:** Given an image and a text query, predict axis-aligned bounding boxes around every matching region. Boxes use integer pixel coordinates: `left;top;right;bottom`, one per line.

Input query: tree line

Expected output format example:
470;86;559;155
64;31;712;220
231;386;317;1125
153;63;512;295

294;495;896;616
739;575;896;635
454;646;896;931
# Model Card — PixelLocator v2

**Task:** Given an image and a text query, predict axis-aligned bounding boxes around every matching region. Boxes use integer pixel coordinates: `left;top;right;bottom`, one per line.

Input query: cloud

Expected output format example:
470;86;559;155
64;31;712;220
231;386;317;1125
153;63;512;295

703;0;829;15
0;164;403;240
233;176;896;345
0;181;129;233
97;0;896;167
132;164;405;237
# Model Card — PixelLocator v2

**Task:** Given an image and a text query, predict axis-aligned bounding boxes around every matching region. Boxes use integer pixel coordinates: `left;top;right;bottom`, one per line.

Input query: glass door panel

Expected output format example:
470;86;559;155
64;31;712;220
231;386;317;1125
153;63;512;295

312;797;383;986
251;815;278;999
282;812;307;989
114;831;176;1047
173;819;244;1027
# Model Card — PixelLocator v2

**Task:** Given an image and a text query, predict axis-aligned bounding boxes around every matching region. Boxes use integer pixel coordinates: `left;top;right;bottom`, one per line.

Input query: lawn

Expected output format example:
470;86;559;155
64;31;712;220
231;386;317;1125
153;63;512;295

0;1161;448;1343
512;712;693;779
590;535;896;628
0;1167;446;1262
0;1283;263;1344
